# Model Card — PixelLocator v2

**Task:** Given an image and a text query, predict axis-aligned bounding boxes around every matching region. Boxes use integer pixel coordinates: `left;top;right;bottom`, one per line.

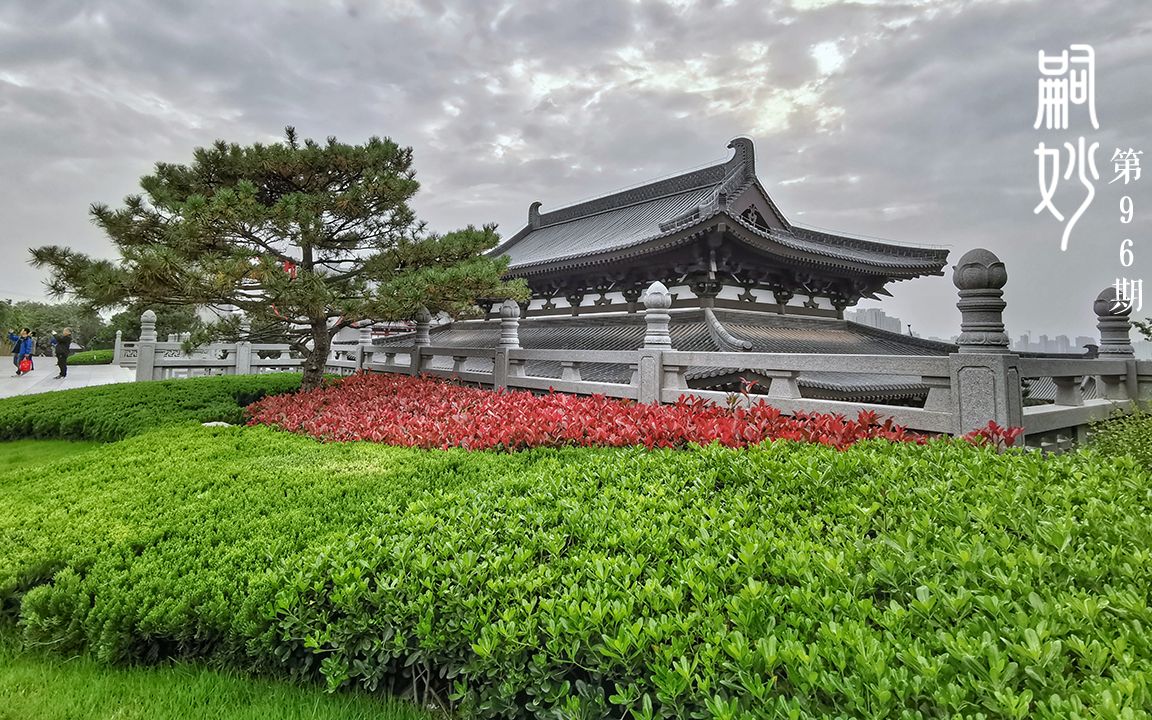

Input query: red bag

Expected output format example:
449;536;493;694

18;357;31;373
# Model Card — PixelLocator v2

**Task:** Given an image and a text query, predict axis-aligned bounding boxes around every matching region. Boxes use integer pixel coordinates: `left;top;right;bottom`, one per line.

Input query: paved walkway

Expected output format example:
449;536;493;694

0;362;135;399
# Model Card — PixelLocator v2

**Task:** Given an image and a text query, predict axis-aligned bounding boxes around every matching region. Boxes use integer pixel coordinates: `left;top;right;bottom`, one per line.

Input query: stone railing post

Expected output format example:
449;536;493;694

1094;286;1138;401
955;248;1009;353
498;299;521;349
234;315;252;375
409;307;432;376
948;249;1023;438
358;322;374;370
113;330;123;365
498;299;523;382
637;281;673;404
1095;286;1135;357
493;348;509;390
1137;360;1152;402
413;306;432;347
136;310;157;382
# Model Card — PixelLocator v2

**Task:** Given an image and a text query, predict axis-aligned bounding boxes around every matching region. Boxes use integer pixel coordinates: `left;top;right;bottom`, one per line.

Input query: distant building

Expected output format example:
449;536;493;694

846;307;904;334
384;137;958;405
1012;332;1101;355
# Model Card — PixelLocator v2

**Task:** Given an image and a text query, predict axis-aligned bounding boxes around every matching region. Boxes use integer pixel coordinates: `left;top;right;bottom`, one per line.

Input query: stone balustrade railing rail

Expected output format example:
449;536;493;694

115;249;1151;449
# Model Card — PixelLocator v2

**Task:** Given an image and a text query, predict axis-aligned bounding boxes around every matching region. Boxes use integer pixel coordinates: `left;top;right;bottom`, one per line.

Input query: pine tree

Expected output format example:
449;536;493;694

31;127;526;390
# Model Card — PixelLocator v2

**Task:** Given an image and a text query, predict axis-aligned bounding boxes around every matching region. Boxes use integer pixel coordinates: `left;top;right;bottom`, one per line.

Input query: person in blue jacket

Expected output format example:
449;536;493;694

8;327;34;376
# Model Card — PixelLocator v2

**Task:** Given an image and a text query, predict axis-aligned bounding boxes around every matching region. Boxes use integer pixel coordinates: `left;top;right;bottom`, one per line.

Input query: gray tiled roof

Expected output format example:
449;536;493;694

1023;375;1099;404
719;310;954;355
496;184;717;269
381;308;948;399
491;138;949;276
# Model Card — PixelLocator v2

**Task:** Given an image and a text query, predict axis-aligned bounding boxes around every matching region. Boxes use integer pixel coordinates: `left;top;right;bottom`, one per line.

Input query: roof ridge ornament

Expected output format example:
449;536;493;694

726;137;755;180
528;201;542;229
703;307;754;351
702;138;757;217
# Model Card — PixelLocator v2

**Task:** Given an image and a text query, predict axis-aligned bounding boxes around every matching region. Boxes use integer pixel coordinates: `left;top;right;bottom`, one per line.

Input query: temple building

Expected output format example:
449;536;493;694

387;137;960;405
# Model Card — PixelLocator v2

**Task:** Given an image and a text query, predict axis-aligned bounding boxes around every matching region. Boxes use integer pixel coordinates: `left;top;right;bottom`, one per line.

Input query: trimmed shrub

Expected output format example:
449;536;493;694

2;426;1149;718
249;373;926;449
0;373;302;442
1090;403;1152;470
65;349;114;365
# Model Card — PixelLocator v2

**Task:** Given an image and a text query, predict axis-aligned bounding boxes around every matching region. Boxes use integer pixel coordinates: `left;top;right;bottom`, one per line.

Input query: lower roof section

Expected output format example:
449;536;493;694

379;308;956;403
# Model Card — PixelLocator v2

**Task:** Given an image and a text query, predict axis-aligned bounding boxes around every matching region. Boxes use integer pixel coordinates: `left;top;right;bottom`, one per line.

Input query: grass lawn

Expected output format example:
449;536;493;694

0;630;432;720
0;435;432;720
0;439;100;471
65;349;114;366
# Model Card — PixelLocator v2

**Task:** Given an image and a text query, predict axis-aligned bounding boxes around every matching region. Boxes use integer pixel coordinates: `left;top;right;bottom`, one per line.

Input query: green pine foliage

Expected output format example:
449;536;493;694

29;127;527;390
2;425;1148;718
0;373;301;442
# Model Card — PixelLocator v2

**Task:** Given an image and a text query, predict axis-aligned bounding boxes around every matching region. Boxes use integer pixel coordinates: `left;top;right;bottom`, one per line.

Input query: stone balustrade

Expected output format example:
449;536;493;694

117;249;1150;447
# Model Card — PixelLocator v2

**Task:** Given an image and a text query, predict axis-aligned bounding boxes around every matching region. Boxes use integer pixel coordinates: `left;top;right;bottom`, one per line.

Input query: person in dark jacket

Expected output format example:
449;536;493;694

51;328;73;378
7;328;34;376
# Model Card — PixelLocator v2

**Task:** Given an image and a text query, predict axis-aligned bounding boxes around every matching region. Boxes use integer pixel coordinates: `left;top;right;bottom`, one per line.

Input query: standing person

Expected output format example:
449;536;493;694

7;328;33;376
51;328;73;379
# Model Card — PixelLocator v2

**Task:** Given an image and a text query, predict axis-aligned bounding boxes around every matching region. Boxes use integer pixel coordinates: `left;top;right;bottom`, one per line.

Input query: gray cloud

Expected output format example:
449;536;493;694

1;0;1148;345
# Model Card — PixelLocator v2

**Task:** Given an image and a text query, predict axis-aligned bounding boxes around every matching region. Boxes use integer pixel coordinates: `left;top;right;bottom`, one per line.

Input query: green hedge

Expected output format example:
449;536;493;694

2;426;1148;718
64;349;113;365
1090;403;1152;470
0;374;302;442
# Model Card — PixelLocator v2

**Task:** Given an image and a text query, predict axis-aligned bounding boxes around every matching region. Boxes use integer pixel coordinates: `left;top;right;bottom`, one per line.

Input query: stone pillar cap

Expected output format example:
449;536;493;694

953;248;1007;290
1094;286;1133;318
643;281;672;310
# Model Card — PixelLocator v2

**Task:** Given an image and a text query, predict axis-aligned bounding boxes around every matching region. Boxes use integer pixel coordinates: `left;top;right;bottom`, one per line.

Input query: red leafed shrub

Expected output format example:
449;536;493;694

247;373;930;450
963;420;1026;450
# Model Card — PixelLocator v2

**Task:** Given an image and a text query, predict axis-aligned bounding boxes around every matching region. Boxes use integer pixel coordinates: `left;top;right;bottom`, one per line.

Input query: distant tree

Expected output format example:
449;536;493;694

1135;318;1151;344
90;305;203;347
0;300;14;333
31;127;525;390
2;300;104;354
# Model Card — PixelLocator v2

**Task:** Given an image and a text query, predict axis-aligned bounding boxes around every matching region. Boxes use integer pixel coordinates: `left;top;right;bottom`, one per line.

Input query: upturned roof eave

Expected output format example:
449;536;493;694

503;210;948;280
488;161;730;259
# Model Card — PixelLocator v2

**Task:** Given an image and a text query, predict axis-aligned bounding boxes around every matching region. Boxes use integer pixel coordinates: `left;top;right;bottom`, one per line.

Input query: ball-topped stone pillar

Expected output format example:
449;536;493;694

643;281;673;349
953;248;1009;353
498;299;521;349
413;306;432;347
1094;286;1135;357
139;309;158;343
136;310;159;381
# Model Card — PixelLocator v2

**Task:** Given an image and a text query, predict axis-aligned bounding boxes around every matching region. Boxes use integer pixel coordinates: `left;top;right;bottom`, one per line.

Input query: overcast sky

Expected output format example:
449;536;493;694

1;0;1149;342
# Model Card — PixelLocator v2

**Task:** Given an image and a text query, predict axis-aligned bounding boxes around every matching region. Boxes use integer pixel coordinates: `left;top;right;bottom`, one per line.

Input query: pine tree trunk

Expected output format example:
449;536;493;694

301;322;331;392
